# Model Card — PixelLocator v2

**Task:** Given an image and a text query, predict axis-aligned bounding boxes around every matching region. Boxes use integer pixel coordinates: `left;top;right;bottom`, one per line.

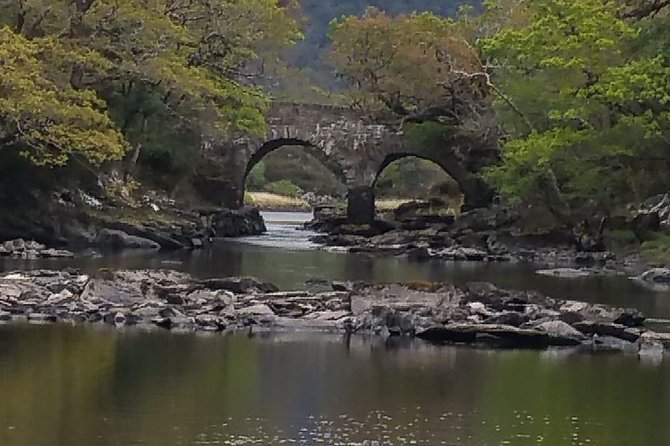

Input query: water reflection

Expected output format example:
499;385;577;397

0;324;668;446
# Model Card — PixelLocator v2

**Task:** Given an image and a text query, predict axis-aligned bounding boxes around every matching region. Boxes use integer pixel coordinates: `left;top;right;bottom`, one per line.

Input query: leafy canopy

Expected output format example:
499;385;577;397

328;7;488;123
480;0;670;214
0;0;301;166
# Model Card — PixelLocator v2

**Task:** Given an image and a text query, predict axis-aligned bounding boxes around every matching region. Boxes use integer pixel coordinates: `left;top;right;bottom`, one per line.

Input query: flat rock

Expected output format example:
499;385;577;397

306;310;351;321
417;323;553;348
40;248;75;258
201;277;278;294
573;321;642;342
535;321;584;339
559;301;644;327
237;304;275;317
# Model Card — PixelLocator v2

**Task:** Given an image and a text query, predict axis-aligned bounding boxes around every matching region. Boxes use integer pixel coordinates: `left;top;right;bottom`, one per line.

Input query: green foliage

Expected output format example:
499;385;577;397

641;234;670;264
328;8;485;116
602;229;640;252
263;179;303;198
0;27;126;166
289;0;479;85
406;122;453;155
0;0;300;171
376;157;460;199
479;0;670;218
246;146;345;196
247;162;268;191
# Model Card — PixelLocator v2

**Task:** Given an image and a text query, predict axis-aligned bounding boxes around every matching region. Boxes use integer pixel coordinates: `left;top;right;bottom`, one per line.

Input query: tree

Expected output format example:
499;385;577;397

0;0;301;170
328;7;491;125
480;0;670;222
0;27;126;166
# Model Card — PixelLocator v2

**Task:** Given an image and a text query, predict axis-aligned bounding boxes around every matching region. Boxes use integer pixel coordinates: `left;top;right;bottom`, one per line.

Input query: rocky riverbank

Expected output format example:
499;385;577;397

308;199;670;274
0;189;266;252
1;269;668;356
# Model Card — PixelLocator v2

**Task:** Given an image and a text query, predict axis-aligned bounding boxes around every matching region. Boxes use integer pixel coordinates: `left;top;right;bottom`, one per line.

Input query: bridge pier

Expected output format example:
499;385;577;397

459;176;495;212
347;186;376;226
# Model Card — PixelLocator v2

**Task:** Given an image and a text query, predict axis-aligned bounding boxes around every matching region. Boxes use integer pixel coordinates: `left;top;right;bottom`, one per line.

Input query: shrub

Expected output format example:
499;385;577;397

246;162;267;190
641;234;670;264
263;180;303;198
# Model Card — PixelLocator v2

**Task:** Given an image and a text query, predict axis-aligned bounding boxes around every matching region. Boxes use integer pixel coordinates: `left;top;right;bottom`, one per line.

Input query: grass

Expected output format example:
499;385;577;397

245;192;310;211
245;193;460;214
376;198;415;212
640;234;670;265
603;229;640;252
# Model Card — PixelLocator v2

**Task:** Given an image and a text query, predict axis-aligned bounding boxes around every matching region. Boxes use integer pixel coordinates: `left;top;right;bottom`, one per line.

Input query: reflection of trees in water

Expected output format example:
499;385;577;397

2;325;670;445
0;325;118;446
478;351;670;445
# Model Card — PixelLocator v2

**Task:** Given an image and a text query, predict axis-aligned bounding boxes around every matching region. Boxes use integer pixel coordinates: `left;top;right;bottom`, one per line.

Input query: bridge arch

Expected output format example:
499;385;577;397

207;102;499;222
243;138;348;187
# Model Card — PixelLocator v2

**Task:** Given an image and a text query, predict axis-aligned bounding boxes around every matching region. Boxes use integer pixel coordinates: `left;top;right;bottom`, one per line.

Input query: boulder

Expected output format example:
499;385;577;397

238;304;275;317
3;239;26;252
416;324;553;349
211;207;266;237
558;300;644;327
80;270;192;306
638;331;670;349
432;246;488;261
96;229;161;250
586;336;638;353
638;339;665;359
186;289;235;306
535;320;585;341
632;268;670;292
632;193;670;235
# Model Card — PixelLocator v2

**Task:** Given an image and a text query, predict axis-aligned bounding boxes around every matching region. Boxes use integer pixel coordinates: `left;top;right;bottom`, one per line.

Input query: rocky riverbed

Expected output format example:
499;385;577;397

1;269;668;356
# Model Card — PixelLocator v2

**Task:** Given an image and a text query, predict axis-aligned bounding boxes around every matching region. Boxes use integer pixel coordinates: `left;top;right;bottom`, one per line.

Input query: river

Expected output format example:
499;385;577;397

1;212;669;446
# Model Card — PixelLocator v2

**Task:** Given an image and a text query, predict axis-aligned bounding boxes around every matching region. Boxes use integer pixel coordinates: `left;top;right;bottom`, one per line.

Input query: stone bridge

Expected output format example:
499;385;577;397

195;102;499;224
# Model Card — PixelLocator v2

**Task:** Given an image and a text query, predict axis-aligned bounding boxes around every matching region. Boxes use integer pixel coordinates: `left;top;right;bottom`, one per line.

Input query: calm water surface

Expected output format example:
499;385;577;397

1;212;670;446
0;325;668;446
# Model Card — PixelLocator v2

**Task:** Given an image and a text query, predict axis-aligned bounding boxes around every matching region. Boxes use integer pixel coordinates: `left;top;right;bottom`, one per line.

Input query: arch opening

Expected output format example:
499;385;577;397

243;138;347;210
373;154;463;218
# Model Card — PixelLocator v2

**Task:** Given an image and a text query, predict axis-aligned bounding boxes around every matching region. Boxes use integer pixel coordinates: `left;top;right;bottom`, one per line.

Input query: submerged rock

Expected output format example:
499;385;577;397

535;268;595;278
